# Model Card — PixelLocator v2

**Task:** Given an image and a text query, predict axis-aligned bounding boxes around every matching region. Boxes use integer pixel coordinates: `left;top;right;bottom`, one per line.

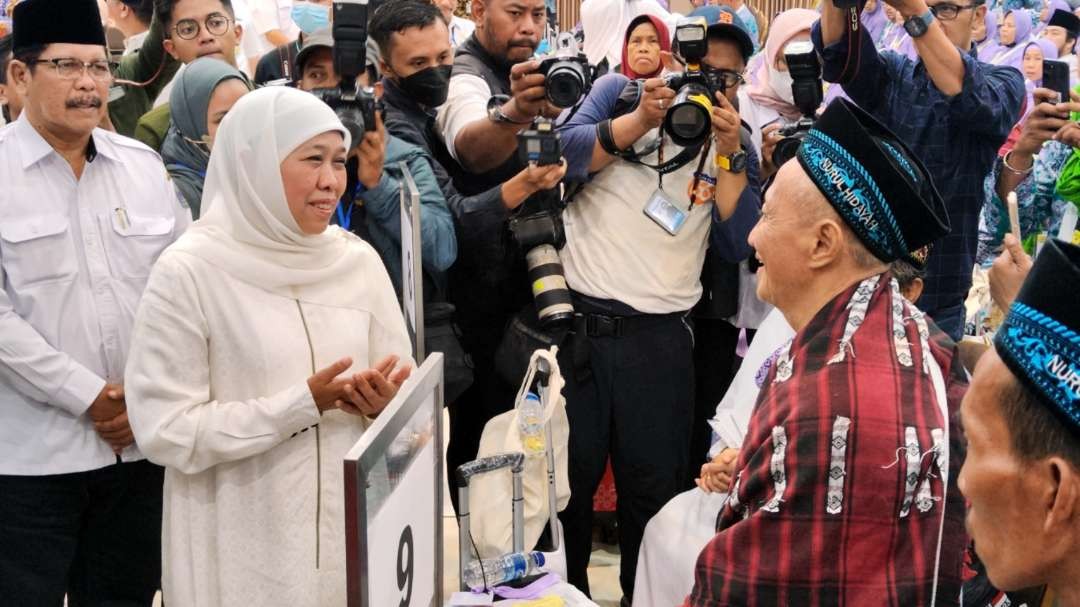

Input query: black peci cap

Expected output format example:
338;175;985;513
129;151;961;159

1048;8;1080;37
13;0;107;54
795;98;950;263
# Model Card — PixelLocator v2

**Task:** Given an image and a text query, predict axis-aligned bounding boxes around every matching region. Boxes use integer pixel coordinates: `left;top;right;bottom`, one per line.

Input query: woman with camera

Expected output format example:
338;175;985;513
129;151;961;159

739;7;819;179
124;87;413;606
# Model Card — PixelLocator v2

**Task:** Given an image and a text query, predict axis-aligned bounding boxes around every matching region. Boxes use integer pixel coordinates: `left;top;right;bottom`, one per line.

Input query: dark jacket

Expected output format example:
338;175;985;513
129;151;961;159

108;10;181;137
380;75;530;355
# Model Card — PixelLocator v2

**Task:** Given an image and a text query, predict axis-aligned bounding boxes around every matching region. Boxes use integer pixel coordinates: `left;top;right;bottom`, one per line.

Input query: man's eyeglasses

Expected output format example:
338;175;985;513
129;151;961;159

172;13;233;40
928;3;977;21
705;68;746;90
29;58;113;82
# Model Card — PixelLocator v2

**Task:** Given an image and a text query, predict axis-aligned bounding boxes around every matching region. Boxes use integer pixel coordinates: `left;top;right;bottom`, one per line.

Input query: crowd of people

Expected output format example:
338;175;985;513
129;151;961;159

1;0;1080;605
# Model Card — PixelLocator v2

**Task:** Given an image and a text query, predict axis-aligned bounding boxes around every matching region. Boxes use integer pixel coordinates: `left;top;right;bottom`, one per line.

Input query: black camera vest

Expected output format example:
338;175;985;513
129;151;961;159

448;35;528;196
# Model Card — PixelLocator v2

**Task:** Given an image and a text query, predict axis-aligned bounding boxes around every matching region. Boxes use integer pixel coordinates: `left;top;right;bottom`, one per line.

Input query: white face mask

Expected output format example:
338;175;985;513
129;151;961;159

769;68;795;105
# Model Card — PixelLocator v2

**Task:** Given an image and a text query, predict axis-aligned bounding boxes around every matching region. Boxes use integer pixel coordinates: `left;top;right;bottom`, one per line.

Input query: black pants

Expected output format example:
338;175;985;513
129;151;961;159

446;319;517;513
557;308;695;599
0;459;164;606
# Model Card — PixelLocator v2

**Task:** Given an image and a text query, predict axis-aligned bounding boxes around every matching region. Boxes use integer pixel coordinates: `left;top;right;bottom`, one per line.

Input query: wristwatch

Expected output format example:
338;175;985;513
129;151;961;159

487;94;532;125
716;150;748;173
903;9;935;38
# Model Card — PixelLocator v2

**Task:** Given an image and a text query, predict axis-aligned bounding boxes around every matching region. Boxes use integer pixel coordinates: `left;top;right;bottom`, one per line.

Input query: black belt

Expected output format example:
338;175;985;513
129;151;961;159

571;293;686;339
568;292;689;383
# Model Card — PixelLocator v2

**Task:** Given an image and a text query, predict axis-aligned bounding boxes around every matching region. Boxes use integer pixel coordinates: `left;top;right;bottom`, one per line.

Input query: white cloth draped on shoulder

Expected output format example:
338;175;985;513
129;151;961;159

125;87;413;606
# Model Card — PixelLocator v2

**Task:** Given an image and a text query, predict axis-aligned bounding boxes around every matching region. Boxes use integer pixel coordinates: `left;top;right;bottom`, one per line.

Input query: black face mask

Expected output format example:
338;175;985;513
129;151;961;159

398;64;453;108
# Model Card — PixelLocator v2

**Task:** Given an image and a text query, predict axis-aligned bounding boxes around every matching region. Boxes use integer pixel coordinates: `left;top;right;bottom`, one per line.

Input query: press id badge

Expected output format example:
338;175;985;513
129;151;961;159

643;188;688;236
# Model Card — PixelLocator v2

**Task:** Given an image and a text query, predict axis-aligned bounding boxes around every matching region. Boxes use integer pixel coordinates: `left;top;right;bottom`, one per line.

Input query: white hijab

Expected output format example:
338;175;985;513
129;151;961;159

167;87;376;306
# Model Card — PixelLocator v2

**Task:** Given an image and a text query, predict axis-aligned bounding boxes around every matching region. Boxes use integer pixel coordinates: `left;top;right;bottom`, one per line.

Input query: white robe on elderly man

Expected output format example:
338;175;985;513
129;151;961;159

632;309;795;607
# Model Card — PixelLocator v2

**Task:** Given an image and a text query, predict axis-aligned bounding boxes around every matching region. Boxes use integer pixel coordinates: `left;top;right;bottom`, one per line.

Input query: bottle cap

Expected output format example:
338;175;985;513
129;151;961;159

531;551;546;567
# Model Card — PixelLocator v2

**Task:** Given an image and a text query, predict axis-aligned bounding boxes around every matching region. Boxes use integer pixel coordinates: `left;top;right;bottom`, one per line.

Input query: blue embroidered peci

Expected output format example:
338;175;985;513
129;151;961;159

797;129;908;261
996;302;1080;428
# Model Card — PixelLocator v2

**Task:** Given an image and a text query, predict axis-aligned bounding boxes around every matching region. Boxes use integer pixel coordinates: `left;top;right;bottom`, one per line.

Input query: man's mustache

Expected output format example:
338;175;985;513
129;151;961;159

66;96;103;109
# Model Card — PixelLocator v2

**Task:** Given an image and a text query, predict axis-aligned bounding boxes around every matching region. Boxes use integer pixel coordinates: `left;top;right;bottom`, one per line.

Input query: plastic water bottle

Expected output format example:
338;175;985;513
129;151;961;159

463;551;546;588
518;392;546;457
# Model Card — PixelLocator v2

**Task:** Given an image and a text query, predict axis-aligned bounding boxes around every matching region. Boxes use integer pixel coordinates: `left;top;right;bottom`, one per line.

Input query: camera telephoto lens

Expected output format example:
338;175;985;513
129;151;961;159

546;64;586;108
526;245;574;329
663;84;713;147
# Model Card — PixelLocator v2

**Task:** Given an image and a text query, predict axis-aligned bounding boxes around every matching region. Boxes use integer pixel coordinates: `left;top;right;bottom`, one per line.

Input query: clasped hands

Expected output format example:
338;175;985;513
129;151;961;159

696;447;740;494
89;383;133;455
308;355;413;418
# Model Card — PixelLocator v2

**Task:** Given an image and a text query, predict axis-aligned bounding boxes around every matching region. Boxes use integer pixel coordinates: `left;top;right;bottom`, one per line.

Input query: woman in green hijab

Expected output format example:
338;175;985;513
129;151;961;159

161;58;252;218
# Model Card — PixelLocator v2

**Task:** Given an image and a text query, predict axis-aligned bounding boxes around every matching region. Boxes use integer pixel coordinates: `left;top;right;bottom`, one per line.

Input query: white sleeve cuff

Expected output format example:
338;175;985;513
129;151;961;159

272;381;323;438
55;365;107;418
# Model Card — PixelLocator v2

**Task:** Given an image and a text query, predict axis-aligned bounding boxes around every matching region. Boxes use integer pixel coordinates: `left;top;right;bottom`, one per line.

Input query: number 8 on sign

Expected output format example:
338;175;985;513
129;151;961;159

397;525;414;606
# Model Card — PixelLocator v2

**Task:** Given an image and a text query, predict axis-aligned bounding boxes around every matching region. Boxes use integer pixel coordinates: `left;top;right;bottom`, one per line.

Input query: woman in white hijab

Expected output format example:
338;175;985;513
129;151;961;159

125;87;413;606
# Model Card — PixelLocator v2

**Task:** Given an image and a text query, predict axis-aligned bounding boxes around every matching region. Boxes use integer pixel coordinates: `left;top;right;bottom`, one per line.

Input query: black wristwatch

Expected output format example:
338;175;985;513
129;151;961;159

716;149;748;173
486;94;532;125
903;9;934;38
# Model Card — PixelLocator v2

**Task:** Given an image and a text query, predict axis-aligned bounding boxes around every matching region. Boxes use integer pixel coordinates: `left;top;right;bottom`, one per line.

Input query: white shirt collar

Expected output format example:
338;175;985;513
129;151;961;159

123;30;151;56
13;113;122;170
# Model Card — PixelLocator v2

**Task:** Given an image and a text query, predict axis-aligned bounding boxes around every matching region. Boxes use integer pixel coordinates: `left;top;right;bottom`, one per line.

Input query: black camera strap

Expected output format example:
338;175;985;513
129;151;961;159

614;133;704;177
645;136;706;181
838;6;864;84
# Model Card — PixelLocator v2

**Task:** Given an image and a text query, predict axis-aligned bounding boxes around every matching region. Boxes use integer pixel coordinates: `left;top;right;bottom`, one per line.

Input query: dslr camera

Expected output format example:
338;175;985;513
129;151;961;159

771;40;823;168
310;0;379;146
537;32;592;108
510;120;574;329
663;17;720;148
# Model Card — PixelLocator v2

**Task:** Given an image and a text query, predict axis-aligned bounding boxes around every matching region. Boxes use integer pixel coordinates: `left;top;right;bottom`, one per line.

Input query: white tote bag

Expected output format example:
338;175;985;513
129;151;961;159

467;347;571;558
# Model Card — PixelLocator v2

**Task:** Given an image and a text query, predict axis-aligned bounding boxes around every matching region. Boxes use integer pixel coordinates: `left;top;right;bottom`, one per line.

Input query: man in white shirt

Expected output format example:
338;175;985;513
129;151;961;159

105;0;152;55
1043;8;1080;83
0;0;190;602
435;0;476;47
248;0;298;57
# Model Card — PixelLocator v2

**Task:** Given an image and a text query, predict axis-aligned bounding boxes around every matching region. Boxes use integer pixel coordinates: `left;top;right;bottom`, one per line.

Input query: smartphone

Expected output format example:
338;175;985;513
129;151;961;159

1043;59;1071;104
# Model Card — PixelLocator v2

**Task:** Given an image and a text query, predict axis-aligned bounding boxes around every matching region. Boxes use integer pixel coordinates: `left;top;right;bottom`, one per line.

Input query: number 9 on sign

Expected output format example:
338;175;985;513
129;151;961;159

397;525;414;607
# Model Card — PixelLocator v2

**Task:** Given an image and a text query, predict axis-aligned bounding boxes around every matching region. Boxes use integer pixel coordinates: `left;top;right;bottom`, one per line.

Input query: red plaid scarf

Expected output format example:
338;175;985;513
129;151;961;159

686;272;969;607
